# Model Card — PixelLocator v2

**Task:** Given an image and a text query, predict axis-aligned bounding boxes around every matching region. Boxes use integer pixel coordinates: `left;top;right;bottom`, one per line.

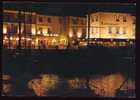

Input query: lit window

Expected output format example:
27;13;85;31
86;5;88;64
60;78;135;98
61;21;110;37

116;16;120;22
92;28;94;34
116;27;120;34
3;26;7;34
123;16;127;22
120;27;123;34
69;33;73;38
72;28;77;35
38;28;43;34
81;29;86;39
48;28;51;34
9;24;18;34
108;26;112;34
32;28;36;35
123;27;127;34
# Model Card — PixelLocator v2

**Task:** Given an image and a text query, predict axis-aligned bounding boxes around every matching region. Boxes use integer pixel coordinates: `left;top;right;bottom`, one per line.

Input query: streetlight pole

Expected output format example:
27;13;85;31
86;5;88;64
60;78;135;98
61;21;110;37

18;9;21;50
24;10;26;49
87;13;90;45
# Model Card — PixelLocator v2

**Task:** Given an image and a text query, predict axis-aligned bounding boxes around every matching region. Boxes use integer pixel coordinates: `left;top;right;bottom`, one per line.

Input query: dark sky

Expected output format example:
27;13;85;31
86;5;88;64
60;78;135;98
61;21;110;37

3;2;136;16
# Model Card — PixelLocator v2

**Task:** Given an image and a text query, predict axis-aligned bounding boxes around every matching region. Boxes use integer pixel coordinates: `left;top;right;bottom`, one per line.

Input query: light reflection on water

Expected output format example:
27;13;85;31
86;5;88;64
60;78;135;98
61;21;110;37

2;73;135;97
68;78;87;89
88;73;125;97
28;74;59;96
27;73;135;97
2;75;12;96
2;83;12;95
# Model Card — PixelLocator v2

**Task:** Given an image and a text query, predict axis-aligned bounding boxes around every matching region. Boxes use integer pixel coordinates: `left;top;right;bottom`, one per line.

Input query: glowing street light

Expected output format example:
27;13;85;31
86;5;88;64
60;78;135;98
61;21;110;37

37;31;41;35
21;37;25;40
16;37;19;41
27;38;31;41
69;33;73;38
4;36;8;40
77;32;81;38
3;27;7;34
10;37;13;40
32;28;36;35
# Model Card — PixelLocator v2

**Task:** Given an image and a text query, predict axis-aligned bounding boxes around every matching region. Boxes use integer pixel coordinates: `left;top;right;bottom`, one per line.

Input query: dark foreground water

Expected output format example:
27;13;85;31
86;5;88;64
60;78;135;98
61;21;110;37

2;73;135;97
2;48;135;97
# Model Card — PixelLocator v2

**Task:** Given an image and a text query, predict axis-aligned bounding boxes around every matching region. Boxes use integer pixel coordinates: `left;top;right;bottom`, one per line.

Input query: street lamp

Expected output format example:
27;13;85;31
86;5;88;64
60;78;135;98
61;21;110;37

10;37;13;40
69;33;73;38
77;32;81;38
37;31;41;35
3;27;7;34
87;12;90;45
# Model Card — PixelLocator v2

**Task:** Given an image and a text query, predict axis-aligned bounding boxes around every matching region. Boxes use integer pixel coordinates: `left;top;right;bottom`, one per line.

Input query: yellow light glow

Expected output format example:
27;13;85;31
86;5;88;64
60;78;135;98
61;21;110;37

37;31;41;35
27;38;31;41
21;37;25;40
16;37;19;41
10;37;13;40
43;33;47;36
69;33;73;38
77;32;81;38
4;36;8;40
35;38;38;42
3;27;7;34
43;29;47;36
32;28;36;35
32;41;35;44
54;34;58;37
90;33;94;38
52;38;57;43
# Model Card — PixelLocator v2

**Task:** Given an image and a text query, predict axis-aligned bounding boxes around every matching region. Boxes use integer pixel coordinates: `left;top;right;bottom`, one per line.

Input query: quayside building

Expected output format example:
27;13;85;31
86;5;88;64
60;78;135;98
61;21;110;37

3;10;135;49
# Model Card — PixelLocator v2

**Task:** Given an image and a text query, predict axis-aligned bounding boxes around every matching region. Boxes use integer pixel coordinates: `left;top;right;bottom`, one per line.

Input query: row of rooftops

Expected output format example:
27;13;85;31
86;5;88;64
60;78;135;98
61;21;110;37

3;9;136;17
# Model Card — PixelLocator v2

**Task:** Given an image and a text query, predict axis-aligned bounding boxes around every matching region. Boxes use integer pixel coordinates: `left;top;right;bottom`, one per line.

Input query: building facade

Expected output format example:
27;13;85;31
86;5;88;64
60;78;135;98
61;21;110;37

3;10;36;49
88;12;135;39
86;12;136;47
3;10;135;49
3;10;87;49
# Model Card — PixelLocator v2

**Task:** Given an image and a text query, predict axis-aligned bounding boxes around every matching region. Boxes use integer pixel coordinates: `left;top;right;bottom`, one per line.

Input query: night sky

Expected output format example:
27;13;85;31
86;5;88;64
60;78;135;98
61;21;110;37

3;2;136;16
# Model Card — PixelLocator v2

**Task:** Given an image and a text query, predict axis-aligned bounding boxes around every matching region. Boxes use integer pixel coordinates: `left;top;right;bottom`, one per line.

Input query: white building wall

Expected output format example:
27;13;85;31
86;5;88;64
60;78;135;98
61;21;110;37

88;12;135;39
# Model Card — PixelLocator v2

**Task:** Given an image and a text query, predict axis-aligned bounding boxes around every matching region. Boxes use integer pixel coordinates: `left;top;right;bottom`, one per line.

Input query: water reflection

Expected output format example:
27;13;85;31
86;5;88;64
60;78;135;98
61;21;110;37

28;73;135;97
68;78;87;89
28;74;59;96
2;74;12;96
88;73;125;97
